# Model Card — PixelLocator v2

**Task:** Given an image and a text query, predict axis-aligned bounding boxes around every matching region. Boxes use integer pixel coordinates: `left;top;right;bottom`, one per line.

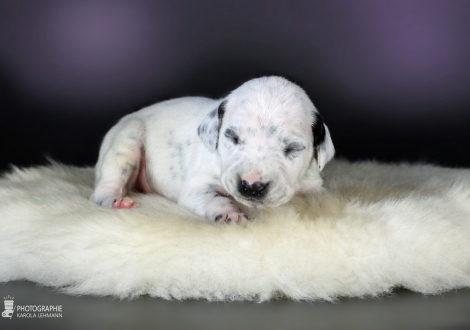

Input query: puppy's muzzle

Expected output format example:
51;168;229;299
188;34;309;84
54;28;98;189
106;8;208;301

238;179;270;200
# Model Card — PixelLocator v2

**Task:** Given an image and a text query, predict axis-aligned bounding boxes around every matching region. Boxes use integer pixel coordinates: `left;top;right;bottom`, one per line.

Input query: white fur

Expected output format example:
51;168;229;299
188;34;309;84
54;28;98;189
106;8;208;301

1;160;470;301
90;76;335;222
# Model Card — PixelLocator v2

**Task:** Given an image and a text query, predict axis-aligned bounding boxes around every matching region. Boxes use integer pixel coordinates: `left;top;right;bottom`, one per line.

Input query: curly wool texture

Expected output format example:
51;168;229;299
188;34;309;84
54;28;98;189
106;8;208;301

0;160;469;301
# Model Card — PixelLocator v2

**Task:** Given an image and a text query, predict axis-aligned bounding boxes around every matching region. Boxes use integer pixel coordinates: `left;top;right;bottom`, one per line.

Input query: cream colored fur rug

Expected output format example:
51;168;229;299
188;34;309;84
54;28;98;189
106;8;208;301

0;160;469;301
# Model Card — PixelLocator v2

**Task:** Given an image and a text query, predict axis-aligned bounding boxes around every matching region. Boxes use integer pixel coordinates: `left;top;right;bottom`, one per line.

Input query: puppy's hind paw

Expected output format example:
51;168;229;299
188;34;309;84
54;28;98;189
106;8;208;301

112;197;136;209
92;195;136;209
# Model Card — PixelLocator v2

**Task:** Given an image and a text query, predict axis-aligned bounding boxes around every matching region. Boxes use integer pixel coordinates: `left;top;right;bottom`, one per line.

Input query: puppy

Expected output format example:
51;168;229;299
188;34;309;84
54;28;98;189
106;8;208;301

90;76;335;223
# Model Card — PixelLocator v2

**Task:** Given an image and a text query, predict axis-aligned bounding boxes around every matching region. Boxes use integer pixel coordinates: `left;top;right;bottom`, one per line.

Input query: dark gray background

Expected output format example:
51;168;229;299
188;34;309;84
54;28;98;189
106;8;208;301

1;0;470;170
1;282;469;330
1;0;470;329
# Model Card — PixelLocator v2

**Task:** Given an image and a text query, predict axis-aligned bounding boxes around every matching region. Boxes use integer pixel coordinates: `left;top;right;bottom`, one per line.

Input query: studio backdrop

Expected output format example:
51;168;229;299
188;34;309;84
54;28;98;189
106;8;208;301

1;0;470;170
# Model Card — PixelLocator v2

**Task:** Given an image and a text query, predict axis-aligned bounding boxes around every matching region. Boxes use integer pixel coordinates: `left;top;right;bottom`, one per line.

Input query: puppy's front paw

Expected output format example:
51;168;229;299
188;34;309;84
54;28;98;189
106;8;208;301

214;212;249;224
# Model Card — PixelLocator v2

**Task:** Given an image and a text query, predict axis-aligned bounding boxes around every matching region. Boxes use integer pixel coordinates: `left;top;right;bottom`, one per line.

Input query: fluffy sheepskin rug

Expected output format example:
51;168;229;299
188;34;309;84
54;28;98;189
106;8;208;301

0;160;469;301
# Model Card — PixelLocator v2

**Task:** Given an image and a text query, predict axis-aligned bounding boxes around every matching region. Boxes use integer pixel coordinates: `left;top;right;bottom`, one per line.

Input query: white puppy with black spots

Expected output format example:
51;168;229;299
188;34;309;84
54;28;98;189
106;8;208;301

90;76;335;223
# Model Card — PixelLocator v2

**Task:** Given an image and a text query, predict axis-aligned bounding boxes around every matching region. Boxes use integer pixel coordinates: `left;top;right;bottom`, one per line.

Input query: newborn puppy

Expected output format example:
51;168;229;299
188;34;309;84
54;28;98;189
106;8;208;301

90;76;335;223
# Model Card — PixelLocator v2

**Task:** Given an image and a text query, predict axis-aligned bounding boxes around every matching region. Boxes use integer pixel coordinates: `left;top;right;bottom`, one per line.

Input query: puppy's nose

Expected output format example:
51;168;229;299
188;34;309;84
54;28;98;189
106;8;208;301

238;179;270;199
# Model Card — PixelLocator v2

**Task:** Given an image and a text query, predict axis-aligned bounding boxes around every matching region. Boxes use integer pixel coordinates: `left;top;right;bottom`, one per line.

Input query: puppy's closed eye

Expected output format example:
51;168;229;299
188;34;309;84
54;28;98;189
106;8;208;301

284;142;305;159
224;128;240;145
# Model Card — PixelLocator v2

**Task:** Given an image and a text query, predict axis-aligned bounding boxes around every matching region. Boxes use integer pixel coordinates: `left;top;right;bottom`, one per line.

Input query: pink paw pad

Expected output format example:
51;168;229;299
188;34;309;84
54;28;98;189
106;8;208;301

112;197;135;209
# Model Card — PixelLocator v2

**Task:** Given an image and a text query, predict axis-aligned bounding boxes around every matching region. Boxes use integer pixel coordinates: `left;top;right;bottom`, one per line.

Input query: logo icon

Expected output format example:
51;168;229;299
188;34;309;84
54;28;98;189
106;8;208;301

2;296;14;319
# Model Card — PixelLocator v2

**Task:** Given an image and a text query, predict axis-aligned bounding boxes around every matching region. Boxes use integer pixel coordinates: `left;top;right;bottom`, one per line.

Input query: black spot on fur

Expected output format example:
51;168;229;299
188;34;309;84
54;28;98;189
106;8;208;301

312;113;326;161
268;126;277;136
217;101;227;122
214;214;223;222
215;101;227;149
175;143;184;153
312;113;326;148
197;124;206;137
209;108;217;118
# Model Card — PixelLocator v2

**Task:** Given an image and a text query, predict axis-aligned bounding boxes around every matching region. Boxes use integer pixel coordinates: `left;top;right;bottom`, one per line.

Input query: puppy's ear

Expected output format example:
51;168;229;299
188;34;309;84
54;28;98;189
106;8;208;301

197;101;227;151
312;113;335;171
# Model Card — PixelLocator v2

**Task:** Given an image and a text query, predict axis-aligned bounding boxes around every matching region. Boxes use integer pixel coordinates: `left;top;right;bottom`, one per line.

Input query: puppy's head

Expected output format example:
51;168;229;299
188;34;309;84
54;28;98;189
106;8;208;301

198;76;335;207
